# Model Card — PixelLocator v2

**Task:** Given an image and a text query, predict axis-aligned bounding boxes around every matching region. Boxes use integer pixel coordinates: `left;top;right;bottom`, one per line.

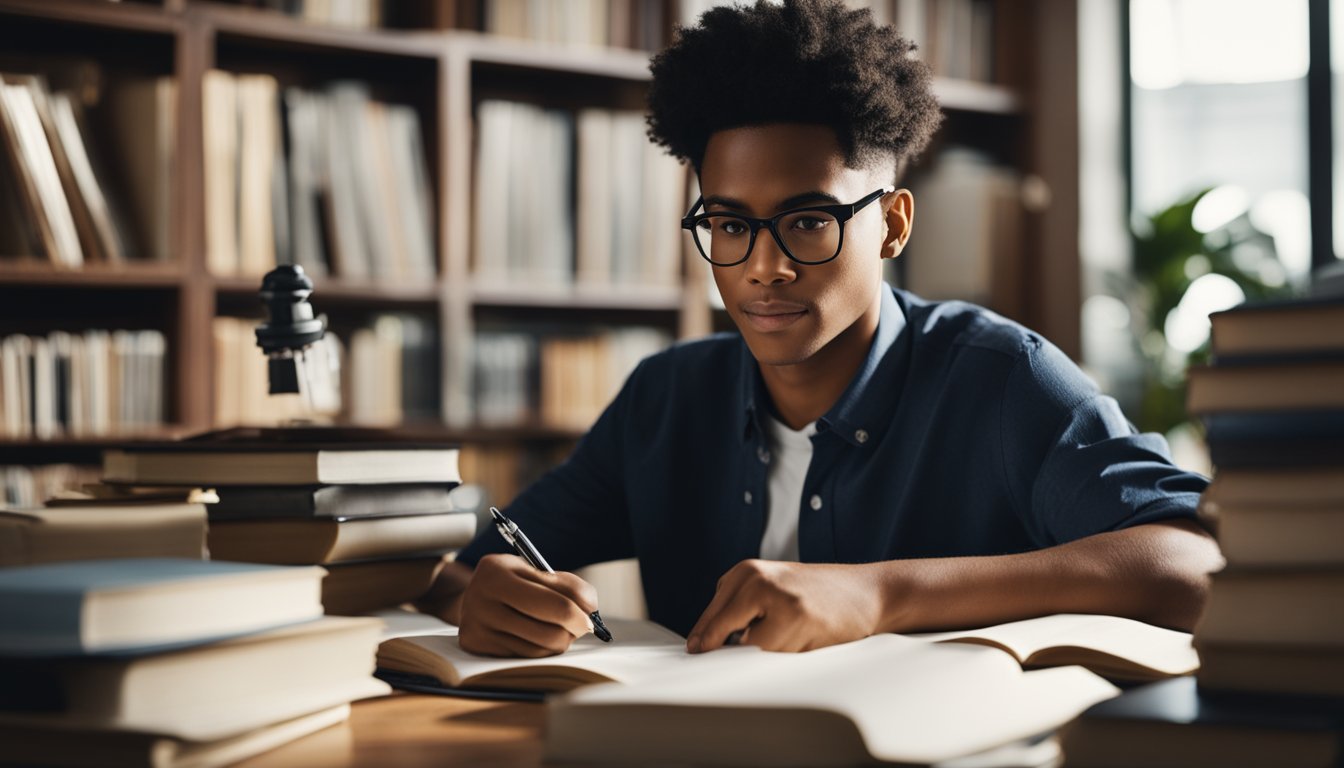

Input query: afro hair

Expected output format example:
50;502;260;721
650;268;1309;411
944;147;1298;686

646;0;943;178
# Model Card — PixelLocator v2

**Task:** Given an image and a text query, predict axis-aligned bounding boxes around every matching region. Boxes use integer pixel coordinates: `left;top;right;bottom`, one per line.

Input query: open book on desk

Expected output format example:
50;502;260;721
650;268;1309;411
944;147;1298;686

374;614;691;695
911;613;1199;682
370;609;1124;765
545;637;1120;767
369;610;1196;696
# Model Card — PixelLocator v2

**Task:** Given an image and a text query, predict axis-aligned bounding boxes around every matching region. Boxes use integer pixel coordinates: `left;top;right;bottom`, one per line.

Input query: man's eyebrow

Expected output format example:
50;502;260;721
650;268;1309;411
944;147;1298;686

703;190;842;213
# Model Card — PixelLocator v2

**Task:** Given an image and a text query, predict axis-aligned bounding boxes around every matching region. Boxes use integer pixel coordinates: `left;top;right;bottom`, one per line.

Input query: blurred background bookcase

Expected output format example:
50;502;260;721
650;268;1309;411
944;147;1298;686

0;0;1081;510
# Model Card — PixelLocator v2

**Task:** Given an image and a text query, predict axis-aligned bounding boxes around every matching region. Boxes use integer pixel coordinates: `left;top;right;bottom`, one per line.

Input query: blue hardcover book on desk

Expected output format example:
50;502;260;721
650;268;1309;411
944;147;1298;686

0;558;325;657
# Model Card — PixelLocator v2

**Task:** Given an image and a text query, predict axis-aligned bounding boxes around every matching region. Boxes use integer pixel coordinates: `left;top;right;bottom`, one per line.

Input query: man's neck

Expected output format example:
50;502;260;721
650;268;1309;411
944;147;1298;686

757;293;882;431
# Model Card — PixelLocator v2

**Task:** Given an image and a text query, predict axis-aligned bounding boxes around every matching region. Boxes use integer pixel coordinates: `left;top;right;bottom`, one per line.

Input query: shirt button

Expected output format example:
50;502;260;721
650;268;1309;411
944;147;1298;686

809;494;823;511
757;446;771;464
855;429;869;444
744;491;753;504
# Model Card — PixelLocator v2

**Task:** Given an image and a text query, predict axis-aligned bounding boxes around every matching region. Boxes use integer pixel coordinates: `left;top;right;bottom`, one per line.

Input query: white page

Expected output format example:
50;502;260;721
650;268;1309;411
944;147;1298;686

557;634;1118;765
391;617;692;685
909;613;1198;675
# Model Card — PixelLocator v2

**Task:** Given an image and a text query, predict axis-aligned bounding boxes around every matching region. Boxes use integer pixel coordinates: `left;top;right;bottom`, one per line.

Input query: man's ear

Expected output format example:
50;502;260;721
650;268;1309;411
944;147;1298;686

880;189;914;260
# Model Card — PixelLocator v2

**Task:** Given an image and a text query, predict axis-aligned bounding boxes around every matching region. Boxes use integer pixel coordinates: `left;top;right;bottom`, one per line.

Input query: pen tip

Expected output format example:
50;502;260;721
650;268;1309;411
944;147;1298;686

591;611;613;643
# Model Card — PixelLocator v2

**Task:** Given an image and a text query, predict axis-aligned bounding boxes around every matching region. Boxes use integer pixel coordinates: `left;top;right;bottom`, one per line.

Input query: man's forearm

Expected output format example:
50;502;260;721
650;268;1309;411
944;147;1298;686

873;520;1224;633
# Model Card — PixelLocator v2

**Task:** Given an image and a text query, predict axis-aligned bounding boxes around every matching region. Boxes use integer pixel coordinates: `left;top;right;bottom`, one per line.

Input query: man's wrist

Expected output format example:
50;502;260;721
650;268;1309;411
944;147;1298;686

867;559;926;634
414;560;473;625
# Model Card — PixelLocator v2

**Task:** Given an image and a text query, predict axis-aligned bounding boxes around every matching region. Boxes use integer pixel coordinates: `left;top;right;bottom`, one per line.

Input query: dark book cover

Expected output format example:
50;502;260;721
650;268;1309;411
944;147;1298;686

1061;677;1344;768
209;483;457;520
1077;677;1343;731
1207;436;1344;469
1203;410;1344;443
117;426;461;453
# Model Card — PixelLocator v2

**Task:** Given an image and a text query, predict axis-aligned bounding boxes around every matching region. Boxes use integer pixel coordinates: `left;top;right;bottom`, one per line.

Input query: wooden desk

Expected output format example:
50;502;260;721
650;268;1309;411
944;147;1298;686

235;694;546;768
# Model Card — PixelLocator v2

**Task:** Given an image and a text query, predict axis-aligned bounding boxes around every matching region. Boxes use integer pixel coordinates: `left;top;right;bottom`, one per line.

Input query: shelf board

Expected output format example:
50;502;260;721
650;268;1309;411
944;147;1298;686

0;261;184;289
198;2;443;59
471;282;683;312
0;423;587;452
362;422;587;444
932;77;1022;116
213;275;441;305
0;428;193;464
0;0;179;33
453;30;654;81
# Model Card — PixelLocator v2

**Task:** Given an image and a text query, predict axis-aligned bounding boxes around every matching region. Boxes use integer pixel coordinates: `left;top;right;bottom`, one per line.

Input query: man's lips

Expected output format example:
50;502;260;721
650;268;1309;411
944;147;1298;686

741;301;808;332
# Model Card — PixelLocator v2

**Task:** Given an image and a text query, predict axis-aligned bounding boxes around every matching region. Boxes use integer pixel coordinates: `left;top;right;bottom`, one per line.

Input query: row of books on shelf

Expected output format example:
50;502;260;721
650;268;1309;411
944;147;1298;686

1;463;101;510
672;1;995;83
1;330;166;441
205;71;436;282
212;313;438;429
896;146;1024;314
74;0;996;83
473;100;685;289
238;0;387;28
474;326;670;430
0;70;172;266
1060;294;1344;768
898;0;996;83
485;0;668;50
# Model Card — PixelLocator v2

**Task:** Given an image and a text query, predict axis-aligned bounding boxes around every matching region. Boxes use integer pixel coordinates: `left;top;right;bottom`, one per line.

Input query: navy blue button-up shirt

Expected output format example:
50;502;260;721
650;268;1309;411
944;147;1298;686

458;286;1208;637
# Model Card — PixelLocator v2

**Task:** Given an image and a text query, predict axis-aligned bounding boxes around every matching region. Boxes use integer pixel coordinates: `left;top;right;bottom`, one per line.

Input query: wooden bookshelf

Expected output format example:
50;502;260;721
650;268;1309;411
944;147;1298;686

0;0;1083;505
213;275;442;306
470;283;685;312
0;260;183;288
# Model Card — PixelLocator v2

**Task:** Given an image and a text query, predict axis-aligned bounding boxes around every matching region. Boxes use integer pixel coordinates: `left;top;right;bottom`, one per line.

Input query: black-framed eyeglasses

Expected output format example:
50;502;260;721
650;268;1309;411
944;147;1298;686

680;187;893;267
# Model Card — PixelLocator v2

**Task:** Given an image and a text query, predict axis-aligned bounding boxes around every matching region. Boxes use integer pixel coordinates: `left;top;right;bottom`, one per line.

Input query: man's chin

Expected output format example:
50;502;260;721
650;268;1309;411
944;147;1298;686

741;333;818;368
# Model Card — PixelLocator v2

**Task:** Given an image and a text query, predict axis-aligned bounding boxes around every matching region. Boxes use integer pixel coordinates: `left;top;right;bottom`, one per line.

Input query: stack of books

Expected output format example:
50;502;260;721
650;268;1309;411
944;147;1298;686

1189;295;1344;699
102;429;477;615
0;496;207;566
0;558;388;768
1061;295;1344;767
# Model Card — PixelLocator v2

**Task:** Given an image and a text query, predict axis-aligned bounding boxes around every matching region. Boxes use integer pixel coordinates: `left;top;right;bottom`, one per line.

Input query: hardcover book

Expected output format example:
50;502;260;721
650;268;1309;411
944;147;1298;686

0;558;324;656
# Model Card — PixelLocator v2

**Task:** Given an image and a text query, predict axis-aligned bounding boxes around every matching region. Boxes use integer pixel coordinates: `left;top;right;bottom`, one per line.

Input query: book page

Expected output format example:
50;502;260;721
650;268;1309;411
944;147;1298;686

365;607;458;640
554;634;1118;765
908;613;1198;677
381;617;693;687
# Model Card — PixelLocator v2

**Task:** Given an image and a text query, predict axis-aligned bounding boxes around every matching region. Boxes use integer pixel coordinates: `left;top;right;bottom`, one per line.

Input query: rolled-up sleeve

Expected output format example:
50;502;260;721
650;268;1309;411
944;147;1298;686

1001;339;1207;547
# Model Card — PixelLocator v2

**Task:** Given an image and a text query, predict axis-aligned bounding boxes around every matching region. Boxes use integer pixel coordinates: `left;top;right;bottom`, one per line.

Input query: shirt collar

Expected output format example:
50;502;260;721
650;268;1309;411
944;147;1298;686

737;285;908;446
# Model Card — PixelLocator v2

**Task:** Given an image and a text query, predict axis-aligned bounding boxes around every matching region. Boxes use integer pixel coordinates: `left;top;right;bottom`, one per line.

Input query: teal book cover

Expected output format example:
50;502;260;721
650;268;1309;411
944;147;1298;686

0;558;321;657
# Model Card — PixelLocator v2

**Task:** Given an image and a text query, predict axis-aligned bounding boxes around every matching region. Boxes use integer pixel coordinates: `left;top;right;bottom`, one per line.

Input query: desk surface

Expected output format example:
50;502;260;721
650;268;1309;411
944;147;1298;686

235;693;546;768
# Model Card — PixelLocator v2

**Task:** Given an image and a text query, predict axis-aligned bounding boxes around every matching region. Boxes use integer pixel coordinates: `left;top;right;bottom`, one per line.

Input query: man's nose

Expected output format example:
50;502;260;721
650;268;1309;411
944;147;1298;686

745;229;796;286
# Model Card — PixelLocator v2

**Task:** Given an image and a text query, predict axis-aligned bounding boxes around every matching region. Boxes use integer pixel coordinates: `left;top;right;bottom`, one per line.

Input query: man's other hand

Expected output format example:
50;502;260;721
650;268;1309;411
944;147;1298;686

686;559;886;653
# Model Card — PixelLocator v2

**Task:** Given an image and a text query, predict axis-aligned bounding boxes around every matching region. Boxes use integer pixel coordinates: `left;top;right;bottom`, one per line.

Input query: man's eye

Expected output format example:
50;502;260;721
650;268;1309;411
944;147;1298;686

719;220;747;235
792;216;830;232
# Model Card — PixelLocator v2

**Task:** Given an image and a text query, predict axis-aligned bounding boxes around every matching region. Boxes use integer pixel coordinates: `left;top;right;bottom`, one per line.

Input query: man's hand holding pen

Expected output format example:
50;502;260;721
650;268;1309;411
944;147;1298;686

457;553;602;658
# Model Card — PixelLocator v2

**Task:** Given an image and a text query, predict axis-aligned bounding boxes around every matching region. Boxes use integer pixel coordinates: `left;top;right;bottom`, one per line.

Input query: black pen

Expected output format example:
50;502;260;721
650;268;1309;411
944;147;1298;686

490;506;613;643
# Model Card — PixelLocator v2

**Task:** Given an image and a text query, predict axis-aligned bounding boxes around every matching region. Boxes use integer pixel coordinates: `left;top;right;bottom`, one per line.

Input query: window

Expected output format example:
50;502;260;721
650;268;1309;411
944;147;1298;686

1129;0;1314;286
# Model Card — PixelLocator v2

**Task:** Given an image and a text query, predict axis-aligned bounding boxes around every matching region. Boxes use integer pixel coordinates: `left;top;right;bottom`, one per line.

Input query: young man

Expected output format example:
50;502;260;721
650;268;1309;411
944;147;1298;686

419;0;1222;657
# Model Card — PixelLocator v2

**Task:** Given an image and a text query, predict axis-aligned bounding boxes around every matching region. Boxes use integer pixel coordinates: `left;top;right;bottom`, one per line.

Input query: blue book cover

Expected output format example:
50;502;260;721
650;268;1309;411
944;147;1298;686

0;558;322;657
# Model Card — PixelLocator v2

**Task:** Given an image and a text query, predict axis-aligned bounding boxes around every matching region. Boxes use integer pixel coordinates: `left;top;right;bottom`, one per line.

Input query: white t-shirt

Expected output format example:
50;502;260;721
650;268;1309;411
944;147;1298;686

759;414;817;561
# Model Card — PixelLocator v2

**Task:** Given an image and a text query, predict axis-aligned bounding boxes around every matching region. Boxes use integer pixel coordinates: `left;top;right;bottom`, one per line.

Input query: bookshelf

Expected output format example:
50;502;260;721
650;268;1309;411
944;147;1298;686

0;0;1082;507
